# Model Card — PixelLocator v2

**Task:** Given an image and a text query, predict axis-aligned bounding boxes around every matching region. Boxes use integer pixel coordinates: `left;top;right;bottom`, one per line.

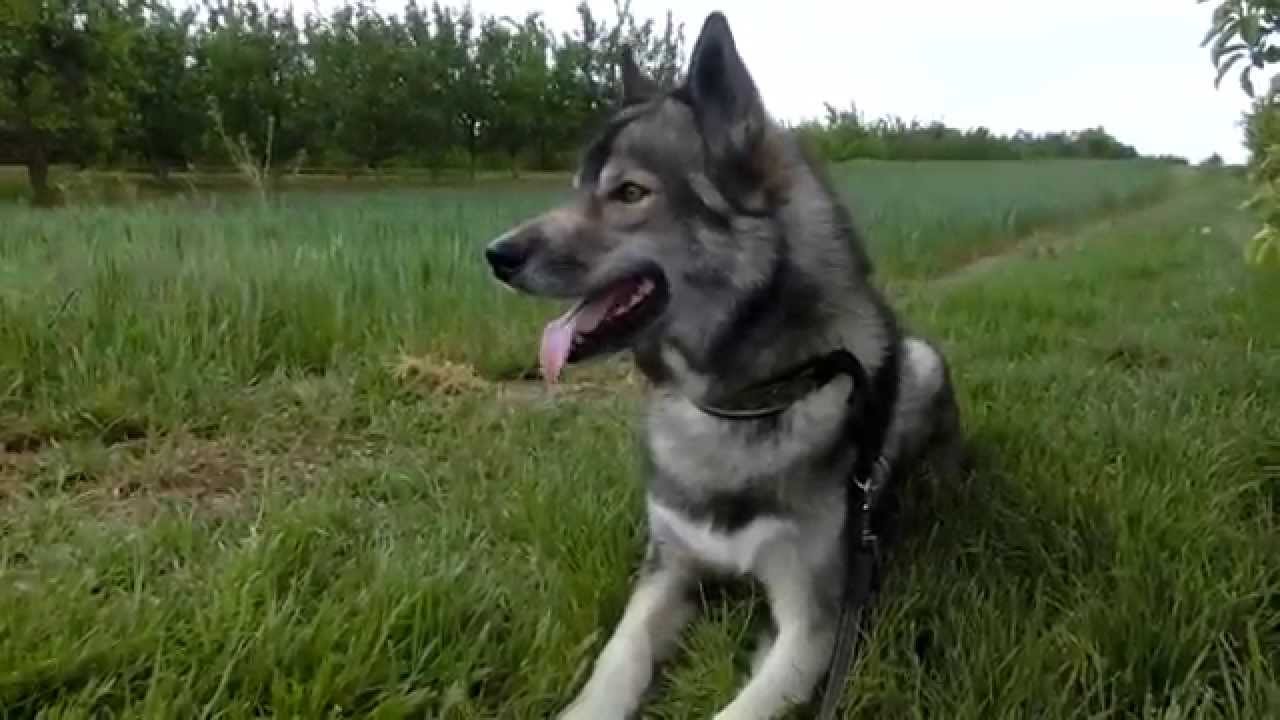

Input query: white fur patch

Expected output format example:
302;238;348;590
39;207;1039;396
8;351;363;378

904;337;944;396
648;500;795;576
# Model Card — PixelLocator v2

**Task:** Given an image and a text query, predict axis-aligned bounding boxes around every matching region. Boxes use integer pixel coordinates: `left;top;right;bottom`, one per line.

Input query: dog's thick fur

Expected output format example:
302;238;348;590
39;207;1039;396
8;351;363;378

484;12;964;719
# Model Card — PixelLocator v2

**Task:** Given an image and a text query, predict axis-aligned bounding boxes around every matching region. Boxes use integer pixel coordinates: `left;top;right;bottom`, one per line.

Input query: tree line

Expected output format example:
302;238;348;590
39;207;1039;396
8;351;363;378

1;0;686;204
796;102;1145;163
2;0;1158;206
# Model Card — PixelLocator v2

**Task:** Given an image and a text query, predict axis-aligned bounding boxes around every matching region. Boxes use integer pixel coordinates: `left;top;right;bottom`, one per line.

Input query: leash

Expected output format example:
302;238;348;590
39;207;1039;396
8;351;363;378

814;455;888;720
692;347;898;720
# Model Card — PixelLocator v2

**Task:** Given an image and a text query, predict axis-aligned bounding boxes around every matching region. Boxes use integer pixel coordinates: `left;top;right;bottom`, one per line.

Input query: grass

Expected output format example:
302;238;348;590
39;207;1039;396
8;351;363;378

0;159;1172;445
1;160;1277;718
833;158;1176;277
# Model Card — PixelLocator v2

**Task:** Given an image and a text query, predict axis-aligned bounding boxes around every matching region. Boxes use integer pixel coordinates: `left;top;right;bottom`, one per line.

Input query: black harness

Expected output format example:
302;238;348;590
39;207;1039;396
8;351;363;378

692;344;900;720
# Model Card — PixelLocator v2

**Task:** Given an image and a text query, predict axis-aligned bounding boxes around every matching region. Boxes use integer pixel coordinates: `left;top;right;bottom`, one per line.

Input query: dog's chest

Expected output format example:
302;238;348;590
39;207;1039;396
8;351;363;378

643;378;852;493
648;501;794;575
640;382;853;575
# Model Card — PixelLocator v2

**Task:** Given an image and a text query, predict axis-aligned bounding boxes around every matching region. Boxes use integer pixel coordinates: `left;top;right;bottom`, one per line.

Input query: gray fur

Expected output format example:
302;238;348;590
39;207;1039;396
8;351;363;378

485;12;964;720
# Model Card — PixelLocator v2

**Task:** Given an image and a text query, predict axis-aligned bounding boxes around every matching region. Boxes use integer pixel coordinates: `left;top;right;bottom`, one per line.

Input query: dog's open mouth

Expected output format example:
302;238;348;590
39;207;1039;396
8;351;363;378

540;271;668;383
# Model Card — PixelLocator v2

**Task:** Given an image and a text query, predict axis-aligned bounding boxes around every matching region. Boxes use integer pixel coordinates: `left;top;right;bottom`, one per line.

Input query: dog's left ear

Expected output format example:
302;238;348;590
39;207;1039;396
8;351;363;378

620;45;659;105
684;12;766;165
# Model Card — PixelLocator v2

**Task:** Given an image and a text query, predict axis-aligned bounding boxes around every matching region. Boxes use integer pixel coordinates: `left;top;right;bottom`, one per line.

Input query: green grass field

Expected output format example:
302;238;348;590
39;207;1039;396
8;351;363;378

1;160;1277;718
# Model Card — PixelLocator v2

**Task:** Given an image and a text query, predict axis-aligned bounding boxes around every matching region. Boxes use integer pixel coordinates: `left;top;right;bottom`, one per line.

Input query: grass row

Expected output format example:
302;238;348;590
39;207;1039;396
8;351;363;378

0;159;1174;451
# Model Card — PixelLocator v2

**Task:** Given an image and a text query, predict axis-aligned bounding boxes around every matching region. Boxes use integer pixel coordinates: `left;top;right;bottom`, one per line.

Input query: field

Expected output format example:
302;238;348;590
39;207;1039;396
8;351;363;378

1;159;1277;718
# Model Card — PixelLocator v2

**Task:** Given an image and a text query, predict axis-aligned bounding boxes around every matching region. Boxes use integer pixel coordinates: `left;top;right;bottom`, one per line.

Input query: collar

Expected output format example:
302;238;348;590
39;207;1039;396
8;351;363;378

691;349;870;421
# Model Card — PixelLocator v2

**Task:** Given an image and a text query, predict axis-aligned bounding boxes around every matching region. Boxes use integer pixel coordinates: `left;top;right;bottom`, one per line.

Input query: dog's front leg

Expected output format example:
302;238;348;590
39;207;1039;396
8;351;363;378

713;544;837;720
559;544;695;720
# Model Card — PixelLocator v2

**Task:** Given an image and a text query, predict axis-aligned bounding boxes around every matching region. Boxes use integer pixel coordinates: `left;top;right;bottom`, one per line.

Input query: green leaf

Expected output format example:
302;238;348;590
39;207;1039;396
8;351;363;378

1212;0;1236;25
1242;14;1262;45
1262;237;1280;266
1242;64;1257;96
1245;226;1280;265
1212;28;1244;64
1202;10;1232;47
1217;52;1247;87
1217;43;1250;67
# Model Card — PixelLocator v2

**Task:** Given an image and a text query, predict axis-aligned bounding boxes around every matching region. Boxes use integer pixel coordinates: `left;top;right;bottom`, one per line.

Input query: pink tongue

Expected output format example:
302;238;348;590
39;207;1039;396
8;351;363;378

539;294;615;384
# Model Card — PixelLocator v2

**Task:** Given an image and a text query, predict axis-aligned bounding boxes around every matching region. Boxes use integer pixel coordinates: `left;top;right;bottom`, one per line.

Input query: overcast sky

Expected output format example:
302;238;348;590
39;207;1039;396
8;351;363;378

311;0;1253;163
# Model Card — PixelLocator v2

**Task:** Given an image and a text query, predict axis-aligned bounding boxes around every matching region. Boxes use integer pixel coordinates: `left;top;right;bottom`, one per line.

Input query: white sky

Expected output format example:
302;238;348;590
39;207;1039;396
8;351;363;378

309;0;1254;163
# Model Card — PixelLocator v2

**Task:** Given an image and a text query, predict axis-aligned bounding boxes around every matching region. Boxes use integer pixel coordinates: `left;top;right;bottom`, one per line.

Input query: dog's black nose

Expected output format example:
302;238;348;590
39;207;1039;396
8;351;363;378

485;238;529;282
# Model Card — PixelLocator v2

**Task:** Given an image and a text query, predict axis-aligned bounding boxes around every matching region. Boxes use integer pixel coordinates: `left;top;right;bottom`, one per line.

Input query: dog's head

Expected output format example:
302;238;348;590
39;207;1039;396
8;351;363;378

486;12;808;384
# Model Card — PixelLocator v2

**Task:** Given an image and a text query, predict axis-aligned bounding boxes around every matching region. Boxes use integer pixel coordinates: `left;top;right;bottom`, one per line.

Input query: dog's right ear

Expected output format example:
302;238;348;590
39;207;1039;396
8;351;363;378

620;45;659;106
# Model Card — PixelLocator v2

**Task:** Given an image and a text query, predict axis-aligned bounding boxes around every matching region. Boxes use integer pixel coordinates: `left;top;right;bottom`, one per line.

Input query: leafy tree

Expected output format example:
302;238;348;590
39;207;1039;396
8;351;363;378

1202;0;1280;265
1200;152;1226;167
400;1;452;176
304;4;413;170
0;0;141;204
1200;0;1280;97
555;0;684;136
124;2;204;179
195;0;309;172
430;4;487;178
484;13;553;176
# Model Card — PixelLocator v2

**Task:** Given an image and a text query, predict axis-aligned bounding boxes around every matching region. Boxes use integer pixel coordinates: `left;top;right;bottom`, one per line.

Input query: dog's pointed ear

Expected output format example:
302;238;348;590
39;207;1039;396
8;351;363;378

684;12;766;162
620;45;659;105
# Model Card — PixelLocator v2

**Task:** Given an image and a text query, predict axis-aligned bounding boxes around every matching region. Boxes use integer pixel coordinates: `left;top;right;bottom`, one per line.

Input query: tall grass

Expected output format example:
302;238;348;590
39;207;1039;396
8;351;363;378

0;159;1171;444
834;159;1175;276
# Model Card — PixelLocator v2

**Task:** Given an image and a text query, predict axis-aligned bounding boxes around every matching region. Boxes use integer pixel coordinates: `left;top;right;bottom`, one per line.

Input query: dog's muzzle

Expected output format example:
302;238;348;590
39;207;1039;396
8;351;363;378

484;234;533;284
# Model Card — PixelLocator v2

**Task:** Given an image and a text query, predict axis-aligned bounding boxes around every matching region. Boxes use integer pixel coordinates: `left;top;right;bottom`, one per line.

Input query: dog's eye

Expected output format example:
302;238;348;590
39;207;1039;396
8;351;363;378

614;182;650;204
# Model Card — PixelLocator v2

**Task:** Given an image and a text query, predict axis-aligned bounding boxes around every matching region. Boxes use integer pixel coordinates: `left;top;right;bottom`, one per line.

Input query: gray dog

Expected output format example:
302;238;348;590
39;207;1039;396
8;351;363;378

485;11;964;719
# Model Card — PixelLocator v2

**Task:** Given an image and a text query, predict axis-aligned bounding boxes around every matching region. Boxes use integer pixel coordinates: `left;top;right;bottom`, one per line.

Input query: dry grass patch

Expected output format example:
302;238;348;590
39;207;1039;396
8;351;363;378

390;353;493;396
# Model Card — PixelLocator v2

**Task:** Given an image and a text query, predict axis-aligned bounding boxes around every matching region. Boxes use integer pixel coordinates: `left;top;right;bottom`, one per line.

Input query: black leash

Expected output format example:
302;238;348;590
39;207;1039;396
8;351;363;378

814;455;888;720
692;347;898;720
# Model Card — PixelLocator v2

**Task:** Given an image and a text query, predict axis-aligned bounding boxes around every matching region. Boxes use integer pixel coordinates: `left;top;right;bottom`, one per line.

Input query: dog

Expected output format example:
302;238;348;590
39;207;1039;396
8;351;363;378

484;11;964;719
